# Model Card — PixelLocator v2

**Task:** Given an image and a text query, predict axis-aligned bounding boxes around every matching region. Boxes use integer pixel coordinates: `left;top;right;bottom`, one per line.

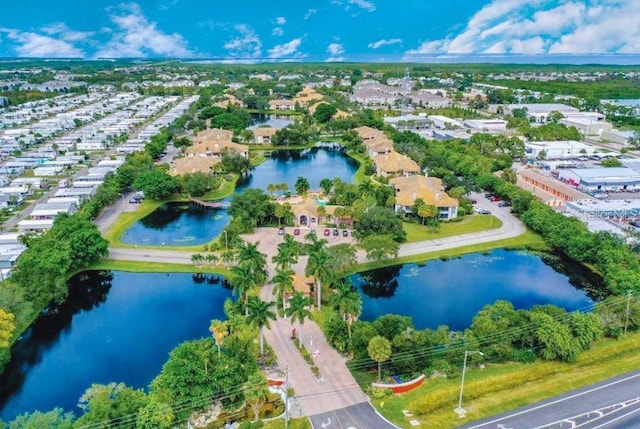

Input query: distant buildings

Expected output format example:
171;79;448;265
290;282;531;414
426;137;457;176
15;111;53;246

557;167;640;192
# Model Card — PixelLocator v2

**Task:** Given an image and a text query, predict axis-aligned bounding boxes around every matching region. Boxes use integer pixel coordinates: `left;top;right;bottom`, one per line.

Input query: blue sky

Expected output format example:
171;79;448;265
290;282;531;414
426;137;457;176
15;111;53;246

0;0;638;60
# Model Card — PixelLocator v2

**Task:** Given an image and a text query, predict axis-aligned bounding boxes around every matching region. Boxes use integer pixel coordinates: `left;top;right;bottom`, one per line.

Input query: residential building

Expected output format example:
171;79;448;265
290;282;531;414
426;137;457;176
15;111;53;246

169;156;219;176
268;100;297;111
373;151;420;177
389;175;459;220
252;127;278;144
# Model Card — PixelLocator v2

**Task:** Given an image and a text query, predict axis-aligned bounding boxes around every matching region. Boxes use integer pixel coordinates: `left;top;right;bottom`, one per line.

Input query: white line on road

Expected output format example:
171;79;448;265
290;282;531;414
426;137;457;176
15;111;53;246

464;371;640;429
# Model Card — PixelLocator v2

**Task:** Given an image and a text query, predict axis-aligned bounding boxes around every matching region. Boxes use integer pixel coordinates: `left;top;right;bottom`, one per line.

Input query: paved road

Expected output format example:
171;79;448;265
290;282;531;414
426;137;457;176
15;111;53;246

309;402;398;429
460;369;640;429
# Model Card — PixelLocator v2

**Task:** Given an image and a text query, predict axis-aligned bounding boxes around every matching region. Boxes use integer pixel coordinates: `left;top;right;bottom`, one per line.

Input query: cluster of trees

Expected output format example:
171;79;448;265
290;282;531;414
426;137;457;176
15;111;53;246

198;105;252;132
322;296;638;384
0;214;107;370
271;122;317;146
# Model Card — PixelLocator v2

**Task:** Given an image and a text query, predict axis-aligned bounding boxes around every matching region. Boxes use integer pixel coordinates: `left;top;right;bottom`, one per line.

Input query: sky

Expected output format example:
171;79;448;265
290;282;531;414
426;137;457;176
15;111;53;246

0;0;639;61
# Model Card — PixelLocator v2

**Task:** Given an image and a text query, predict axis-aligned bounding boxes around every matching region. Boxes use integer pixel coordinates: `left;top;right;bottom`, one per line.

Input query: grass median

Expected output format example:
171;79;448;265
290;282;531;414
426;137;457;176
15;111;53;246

348;230;546;275
370;331;640;429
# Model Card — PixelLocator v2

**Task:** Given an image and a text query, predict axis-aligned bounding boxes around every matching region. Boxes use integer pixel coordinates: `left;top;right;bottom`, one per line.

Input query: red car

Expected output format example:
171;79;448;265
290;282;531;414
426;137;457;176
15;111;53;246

490;196;501;202
294;228;300;236
324;229;330;236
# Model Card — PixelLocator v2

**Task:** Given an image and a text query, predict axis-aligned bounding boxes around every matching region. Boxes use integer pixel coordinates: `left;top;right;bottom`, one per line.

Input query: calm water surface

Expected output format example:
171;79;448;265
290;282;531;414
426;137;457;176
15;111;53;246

0;271;231;420
350;249;601;331
123;148;358;245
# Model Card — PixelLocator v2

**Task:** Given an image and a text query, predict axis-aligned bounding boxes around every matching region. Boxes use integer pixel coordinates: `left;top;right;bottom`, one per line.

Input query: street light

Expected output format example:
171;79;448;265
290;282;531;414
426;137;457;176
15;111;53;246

118;193;125;213
455;350;484;417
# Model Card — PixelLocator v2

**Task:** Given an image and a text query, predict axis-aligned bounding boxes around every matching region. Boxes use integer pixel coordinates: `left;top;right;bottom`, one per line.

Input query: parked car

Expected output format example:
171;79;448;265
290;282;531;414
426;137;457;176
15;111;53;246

475;208;491;215
278;226;285;235
129;197;141;204
498;201;511;207
294;228;300;236
324;229;330;236
630;221;640;228
333;229;339;236
490;196;501;202
342;230;349;237
484;193;495;199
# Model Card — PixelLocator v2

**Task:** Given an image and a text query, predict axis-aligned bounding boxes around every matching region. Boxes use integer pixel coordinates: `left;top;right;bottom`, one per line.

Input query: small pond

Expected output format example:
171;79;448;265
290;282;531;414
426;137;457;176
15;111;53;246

121;202;229;246
349;249;604;331
122;148;358;246
249;113;295;129
0;271;231;421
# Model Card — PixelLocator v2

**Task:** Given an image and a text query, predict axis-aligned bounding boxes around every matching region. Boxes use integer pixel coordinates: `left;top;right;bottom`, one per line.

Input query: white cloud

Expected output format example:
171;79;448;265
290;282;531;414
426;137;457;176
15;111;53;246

304;9;317;20
326;42;345;62
275;17;286;25
348;0;376;12
327;43;344;56
223;24;262;58
368;38;402;49
272;27;284;36
97;3;194;58
332;0;376;12
1;23;91;58
268;38;305;59
407;0;640;55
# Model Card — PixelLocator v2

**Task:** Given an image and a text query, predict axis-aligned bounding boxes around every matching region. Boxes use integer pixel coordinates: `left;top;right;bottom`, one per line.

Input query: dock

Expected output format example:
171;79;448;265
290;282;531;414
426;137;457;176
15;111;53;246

189;197;230;209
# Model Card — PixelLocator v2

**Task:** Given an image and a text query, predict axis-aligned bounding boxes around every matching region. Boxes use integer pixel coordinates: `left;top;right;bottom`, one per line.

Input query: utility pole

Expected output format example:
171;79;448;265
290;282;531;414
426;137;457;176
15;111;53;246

624;290;632;335
284;364;289;429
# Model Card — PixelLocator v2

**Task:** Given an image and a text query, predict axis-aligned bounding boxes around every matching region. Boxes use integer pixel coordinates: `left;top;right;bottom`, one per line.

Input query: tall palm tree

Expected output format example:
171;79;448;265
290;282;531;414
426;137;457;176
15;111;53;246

359;179;376;212
271;268;295;316
246;296;276;356
330;279;363;339
272;234;300;270
229;263;256;316
287;291;312;340
305;235;331;310
237;241;268;284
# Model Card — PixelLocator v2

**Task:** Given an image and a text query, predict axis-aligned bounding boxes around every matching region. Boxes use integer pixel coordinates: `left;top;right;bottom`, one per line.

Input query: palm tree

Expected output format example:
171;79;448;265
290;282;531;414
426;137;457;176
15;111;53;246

305;235;331;310
247;296;276;356
237;241;268;284
229;264;256;316
220;250;236;266
359;179;376;212
272;234;300;270
330;279;362;339
287;291;312;345
209;319;228;358
272;268;295;316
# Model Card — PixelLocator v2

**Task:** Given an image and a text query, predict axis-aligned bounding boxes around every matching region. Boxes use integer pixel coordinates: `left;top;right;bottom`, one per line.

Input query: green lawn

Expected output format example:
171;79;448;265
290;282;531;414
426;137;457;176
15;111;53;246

345;150;369;184
372;331;640;429
403;215;502;243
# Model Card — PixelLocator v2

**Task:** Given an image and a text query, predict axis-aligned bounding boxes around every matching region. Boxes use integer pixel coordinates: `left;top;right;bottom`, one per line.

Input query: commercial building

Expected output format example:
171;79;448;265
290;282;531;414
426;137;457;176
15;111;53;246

525;140;597;159
517;169;591;207
504;103;579;123
557;167;640;192
566;199;640;221
463;119;508;132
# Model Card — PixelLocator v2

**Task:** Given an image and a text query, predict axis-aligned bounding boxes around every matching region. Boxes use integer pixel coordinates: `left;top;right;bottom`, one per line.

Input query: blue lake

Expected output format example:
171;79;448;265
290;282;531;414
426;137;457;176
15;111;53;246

122;148;358;246
0;271;231;421
349;249;602;331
